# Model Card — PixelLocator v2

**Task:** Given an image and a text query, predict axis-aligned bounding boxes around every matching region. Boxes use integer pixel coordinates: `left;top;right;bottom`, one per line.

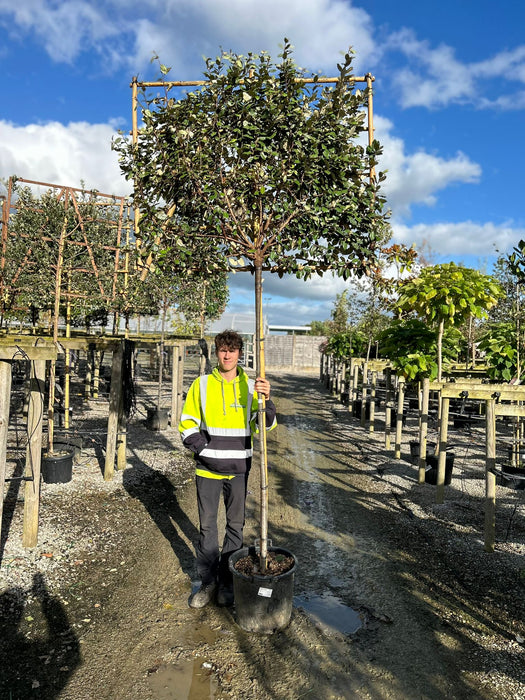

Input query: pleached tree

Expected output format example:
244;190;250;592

114;39;392;569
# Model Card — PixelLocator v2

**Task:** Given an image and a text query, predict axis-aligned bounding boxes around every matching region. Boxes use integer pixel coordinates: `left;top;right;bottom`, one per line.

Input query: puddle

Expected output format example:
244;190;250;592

148;659;220;700
295;591;363;636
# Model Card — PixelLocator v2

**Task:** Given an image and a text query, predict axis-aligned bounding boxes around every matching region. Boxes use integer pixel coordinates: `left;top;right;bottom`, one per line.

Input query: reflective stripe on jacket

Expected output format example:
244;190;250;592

179;366;277;476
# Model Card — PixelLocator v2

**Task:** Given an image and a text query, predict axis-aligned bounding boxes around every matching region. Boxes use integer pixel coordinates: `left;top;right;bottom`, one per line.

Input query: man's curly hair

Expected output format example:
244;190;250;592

214;329;243;353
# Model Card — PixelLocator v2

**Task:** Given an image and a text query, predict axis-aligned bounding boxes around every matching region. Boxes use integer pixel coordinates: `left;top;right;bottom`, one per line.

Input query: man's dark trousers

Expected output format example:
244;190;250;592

195;473;247;586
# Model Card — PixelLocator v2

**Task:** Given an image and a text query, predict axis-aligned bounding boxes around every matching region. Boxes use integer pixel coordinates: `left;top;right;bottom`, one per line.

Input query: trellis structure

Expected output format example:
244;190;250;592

0;176;134;326
129;71;376;273
321;354;525;553
0;334;190;549
426;380;525;552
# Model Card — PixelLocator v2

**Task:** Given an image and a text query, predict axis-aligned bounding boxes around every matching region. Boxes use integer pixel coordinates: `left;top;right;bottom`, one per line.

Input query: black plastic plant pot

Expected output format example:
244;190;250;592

145;406;170;431
424;452;455;486
500;465;525;490
506;447;525;466
390;410;407;428
352;400;369;419
409;440;436;465
41;448;74;484
229;546;298;634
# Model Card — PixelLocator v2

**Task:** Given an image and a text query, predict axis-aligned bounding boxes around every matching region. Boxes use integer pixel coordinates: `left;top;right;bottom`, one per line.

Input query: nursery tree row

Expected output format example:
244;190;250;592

0;178;228;336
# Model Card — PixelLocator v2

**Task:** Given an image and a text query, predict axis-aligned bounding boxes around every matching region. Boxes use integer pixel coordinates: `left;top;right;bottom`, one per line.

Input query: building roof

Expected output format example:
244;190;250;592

208;313;267;335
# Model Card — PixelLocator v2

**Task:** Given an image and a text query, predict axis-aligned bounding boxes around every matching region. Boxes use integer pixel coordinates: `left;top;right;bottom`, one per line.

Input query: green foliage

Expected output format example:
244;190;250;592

378;319;438;380
330;291;350;334
377;319;461;381
1;184;129;327
325;330;367;358
478;322;518;381
395;262;503;326
113;40;391;281
308;320;332;336
395;262;503;380
490;253;521;323
508;239;525;284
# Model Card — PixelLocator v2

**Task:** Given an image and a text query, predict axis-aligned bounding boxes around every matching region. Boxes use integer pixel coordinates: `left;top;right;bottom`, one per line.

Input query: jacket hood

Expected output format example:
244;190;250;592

211;365;248;384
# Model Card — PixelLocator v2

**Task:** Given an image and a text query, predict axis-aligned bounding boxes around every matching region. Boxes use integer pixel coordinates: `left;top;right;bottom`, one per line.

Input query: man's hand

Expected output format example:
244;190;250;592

254;377;271;399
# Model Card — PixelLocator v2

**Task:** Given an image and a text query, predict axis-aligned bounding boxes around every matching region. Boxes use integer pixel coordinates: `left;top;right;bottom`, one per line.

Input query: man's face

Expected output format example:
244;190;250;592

216;345;241;373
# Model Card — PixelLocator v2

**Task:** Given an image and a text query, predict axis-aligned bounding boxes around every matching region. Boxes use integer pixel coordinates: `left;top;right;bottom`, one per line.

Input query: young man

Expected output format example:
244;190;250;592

179;329;277;608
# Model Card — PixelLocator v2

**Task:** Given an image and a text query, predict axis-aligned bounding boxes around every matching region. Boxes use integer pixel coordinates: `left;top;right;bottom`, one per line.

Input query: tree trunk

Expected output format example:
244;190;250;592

255;262;268;572
437;318;444;382
48;212;68;453
157;300;167;409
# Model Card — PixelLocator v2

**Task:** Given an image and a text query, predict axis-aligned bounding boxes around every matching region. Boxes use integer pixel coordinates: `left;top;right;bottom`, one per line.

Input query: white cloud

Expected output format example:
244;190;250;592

0;120;129;196
392;221;524;259
375;116;481;218
0;0;120;63
388;28;525;110
0;0;378;76
388;29;476;108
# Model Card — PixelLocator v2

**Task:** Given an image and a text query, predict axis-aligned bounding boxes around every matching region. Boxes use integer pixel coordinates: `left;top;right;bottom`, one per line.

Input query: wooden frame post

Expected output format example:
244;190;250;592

22;359;46;548
385;368;392;451
369;371;377;433
394;376;405;459
484;399;496;552
0;360;12;544
170;344;184;426
418;377;430;483
352;361;359;413
104;342;123;480
360;361;368;427
435;396;450;504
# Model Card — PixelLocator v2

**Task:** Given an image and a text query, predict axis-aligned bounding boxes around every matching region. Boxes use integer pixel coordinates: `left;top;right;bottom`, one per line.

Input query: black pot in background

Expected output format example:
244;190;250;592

146;406;170;431
424;452;455;485
41;447;74;484
499;465;525;490
390;410;407;428
409;440;436;465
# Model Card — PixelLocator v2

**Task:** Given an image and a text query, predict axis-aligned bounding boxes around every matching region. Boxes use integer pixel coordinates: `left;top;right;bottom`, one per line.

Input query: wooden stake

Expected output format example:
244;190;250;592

435;396;450;504
484;399;496;552
395;376;405;459
369;371;377;433
385;368;392;451
360;362;368;427
170;344;184;426
104;342;123;480
23;360;45;548
255;263;268;572
0;360;12;545
418;378;430;484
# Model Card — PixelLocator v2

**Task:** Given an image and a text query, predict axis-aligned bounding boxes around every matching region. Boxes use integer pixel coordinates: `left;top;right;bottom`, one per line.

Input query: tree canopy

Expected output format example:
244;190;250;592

395;262;503;380
114;40;392;281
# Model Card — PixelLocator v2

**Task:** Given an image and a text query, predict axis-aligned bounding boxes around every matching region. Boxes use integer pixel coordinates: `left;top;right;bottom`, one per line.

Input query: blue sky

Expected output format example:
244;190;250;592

2;0;525;327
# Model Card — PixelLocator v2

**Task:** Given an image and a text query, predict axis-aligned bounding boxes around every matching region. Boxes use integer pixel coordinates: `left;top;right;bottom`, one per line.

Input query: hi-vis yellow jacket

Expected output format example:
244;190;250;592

179;366;277;476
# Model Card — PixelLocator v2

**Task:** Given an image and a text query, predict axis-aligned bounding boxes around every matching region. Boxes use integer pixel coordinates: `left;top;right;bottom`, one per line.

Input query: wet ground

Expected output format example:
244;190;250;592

2;369;525;699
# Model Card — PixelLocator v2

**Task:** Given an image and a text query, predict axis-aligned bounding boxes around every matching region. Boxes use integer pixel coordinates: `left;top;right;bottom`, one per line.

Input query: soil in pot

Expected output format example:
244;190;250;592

229;546;297;634
54;432;82;464
233;550;295;577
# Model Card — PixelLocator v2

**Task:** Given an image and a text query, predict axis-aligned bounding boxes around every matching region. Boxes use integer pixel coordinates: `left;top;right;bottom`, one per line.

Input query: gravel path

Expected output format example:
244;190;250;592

1;367;525;699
